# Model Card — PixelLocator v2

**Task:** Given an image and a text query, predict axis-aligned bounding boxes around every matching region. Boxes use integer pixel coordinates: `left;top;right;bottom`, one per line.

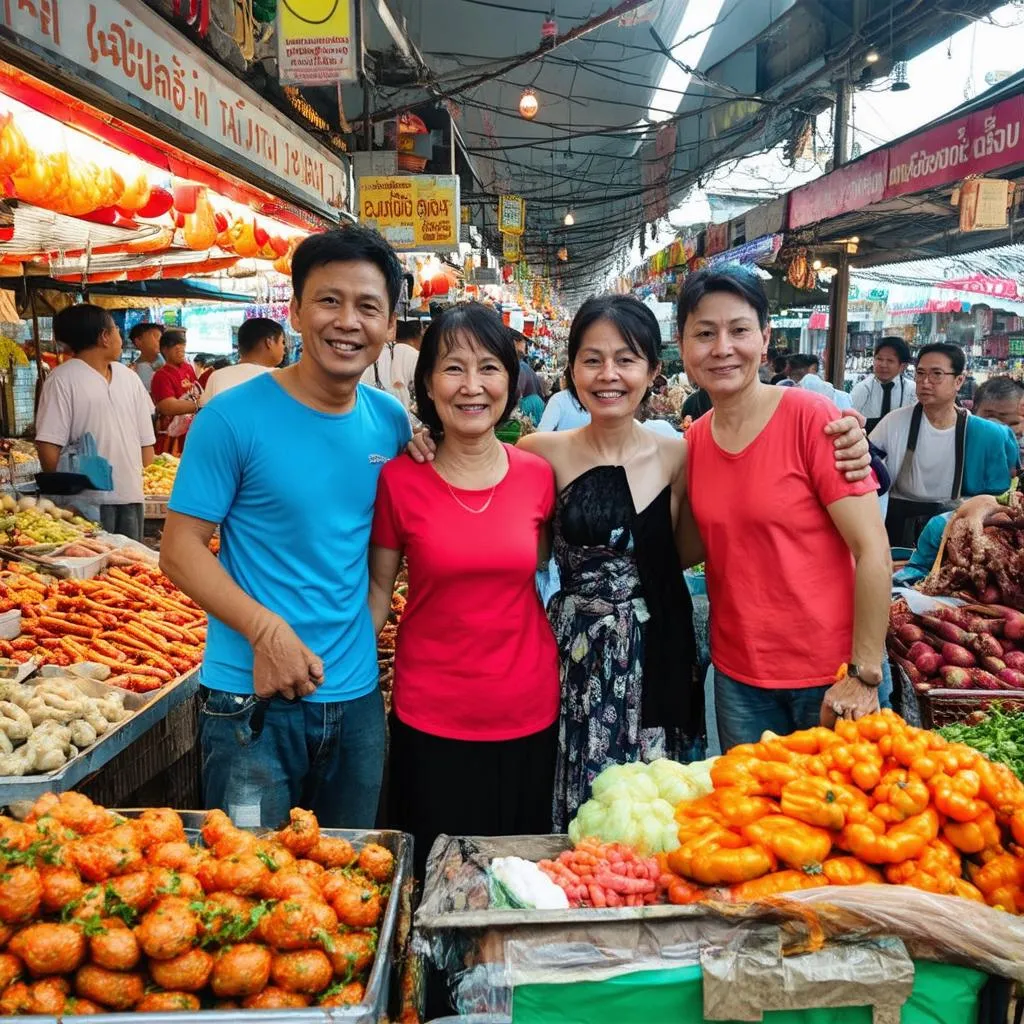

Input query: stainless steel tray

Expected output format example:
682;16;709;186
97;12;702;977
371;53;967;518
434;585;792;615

72;812;412;1024
0;668;200;804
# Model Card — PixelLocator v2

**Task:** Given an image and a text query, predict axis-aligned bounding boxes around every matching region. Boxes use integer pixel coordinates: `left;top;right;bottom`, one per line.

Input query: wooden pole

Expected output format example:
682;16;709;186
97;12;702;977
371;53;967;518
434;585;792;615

826;250;850;387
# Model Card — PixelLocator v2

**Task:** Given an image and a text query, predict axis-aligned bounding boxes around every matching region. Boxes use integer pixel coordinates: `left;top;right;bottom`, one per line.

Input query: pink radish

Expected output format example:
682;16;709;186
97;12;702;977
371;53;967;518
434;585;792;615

941;642;977;668
998;669;1024;689
915;651;942;675
981;656;1007;675
971;633;1004;659
893;656;923;687
1004;651;1024;671
919;616;975;645
939;666;971;689
935;606;976;630
964;669;1004;690
967;616;1004;637
896;623;925;645
906;641;933;663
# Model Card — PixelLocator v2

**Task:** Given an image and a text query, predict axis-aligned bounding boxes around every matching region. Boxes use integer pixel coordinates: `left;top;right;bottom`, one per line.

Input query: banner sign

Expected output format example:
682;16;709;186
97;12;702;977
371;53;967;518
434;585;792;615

277;0;357;86
935;274;1019;299
357;174;460;252
0;0;347;218
707;233;782;268
502;231;521;261
788;149;888;229
499;194;525;235
886;95;1024;199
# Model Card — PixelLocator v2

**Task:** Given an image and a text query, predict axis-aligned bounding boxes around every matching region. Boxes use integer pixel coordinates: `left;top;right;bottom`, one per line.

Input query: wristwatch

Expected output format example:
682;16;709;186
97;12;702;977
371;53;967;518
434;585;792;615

847;663;883;687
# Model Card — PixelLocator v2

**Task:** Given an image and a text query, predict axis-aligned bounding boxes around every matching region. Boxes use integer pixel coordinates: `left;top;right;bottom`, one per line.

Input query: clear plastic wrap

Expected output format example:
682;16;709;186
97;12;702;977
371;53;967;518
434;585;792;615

415;834;1024;1018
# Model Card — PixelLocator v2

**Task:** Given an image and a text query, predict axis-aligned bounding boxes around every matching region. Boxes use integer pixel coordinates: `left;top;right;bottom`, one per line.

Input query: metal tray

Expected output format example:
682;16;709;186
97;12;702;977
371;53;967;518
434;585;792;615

0;668;200;804
70;812;412;1024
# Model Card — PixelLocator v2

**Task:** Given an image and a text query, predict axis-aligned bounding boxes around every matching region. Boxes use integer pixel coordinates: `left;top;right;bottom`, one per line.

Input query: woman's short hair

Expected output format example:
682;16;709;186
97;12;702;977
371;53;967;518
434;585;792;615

566;295;661;401
677;265;770;332
414;303;520;438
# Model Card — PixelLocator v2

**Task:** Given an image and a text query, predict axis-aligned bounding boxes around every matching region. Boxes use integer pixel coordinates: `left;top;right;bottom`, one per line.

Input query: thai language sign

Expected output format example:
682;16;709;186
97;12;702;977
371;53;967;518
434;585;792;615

277;0;357;86
357;175;460;252
886;95;1024;198
788;149;888;229
0;0;347;218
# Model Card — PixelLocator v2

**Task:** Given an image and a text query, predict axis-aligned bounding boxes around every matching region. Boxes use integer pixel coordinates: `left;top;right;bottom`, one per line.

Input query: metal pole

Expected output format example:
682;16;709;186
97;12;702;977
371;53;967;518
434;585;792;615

832;78;851;171
356;0;372;152
826;250;850;387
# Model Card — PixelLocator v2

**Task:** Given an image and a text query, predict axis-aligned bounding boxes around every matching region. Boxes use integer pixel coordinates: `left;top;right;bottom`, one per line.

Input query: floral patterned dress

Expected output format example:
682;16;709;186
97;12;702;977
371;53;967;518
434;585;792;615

549;465;702;832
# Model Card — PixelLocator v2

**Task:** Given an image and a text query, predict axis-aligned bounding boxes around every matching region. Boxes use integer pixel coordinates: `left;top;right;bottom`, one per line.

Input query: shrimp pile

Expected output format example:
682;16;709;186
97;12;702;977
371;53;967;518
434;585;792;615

0;793;394;1014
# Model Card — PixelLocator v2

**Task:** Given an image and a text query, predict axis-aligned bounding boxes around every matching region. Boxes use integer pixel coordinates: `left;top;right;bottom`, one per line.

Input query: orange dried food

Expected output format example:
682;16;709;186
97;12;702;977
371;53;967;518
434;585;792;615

27;792;110;836
328;929;377;978
107;869;155;911
38;865;85;914
0;950;20;988
270;948;333;993
258;897;338;949
210;942;272;998
135;896;199;960
69;828;142;882
211;852;270;896
149;867;203;901
311;836;356;869
8;921;85;975
328;875;384;929
0;979;31;1015
243;986;311;1008
260;868;321;903
27;975;70;1014
320;980;365;1007
358;842;394;882
131;807;186;850
0;865;42;923
88;920;140;971
148;947;214;992
64;995;102;1014
277;808;320;856
148;841;210;876
135;991;201;1012
74;964;144;1010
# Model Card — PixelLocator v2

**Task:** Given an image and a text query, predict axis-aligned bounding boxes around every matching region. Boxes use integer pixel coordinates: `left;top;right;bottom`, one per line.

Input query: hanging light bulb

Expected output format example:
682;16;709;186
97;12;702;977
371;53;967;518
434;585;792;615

865;49;879;63
563;209;575;226
518;89;539;120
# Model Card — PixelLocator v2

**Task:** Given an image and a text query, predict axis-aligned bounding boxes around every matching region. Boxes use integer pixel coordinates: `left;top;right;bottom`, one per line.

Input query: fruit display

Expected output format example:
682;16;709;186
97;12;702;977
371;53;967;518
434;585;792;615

0;562;205;692
0;794;396;1015
537;839;668;909
567;757;717;852
888;598;1024;694
0;498;96;548
0;676;133;776
142;455;178;497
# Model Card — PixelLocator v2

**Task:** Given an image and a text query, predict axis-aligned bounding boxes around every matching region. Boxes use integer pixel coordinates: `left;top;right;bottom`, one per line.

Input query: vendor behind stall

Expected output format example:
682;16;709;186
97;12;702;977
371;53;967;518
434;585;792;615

151;331;201;456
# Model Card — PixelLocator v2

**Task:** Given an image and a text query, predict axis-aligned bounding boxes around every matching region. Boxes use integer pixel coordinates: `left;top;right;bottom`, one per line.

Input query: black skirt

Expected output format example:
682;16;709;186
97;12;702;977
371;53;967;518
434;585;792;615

387;714;558;880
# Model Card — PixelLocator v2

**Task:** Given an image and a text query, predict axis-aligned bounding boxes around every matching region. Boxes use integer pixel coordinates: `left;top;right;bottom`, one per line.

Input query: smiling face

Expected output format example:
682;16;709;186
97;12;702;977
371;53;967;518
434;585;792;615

680;290;769;400
570;319;656;422
427;331;510;440
289;260;395;385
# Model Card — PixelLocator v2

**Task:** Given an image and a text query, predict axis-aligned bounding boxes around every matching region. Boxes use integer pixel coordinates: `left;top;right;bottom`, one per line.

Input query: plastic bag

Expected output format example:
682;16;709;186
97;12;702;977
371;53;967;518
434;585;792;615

166;413;194;438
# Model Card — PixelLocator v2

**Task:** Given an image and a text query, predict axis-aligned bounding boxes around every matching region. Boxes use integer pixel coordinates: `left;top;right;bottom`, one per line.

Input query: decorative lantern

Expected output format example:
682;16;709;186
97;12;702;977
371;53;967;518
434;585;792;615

518;89;539;120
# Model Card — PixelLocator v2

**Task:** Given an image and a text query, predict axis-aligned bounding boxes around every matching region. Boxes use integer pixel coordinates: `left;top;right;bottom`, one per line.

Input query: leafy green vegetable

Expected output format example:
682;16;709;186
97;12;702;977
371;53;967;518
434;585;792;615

938;706;1024;779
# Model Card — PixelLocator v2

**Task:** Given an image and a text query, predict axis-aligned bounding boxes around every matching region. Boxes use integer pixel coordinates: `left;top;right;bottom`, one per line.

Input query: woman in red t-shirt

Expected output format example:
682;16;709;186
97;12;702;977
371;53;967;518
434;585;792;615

679;266;892;750
369;303;559;876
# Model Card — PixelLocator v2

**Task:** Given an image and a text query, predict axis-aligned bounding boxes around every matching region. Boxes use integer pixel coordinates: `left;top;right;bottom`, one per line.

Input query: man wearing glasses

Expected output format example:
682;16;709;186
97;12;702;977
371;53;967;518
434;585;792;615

869;343;1019;546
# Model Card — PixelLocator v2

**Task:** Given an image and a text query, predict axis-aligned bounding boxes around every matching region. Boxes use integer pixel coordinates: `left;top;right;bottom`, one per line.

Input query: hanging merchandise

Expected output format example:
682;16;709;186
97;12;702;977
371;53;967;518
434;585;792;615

499;195;526;235
503;232;521;262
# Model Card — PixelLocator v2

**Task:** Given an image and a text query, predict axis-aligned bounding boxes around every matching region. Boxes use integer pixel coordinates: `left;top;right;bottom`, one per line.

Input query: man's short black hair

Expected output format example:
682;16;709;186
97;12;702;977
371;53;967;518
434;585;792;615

875;336;911;364
128;321;163;343
974;375;1024;407
396;319;422;343
677;265;770;333
160;330;187;351
237;317;284;357
53;304;115;355
290;224;403;311
917;342;966;375
788;353;820;373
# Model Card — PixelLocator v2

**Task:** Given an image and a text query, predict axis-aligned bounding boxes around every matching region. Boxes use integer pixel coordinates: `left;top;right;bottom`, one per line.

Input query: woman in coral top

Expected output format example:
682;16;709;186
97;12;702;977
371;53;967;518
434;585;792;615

369;303;559;876
680;266;892;751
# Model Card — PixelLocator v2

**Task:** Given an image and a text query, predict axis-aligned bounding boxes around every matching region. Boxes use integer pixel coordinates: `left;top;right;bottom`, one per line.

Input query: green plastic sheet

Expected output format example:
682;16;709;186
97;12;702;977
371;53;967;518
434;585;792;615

512;959;987;1024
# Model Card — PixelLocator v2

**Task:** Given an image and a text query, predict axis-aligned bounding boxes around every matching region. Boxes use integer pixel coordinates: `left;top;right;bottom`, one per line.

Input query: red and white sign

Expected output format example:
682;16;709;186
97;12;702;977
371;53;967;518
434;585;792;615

885;95;1024;200
935;274;1020;300
788;149;888;229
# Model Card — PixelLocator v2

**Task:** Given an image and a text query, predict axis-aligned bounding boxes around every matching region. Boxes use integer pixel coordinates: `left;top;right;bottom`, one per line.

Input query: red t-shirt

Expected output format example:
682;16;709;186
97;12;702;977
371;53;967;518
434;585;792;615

372;445;560;741
686;388;877;689
150;362;199;455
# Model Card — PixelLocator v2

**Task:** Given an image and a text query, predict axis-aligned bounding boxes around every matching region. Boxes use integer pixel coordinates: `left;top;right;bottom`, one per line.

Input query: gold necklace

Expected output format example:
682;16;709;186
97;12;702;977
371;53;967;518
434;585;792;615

444;479;498;514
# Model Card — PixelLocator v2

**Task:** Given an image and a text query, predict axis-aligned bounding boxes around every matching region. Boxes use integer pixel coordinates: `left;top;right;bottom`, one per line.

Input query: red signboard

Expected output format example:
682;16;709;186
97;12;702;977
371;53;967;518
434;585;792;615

788;149;888;229
885;95;1024;199
935;274;1020;300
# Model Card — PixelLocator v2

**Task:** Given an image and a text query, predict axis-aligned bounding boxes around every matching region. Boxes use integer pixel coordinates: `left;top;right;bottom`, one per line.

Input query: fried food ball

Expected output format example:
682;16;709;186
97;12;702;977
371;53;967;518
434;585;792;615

148;947;214;992
214;999;240;1010
74;964;144;1010
320;980;365;1007
0;866;42;924
270;948;333;994
0;978;31;1014
197;892;257;943
276;807;319;856
259;869;320;903
108;869;155;911
210;942;272;998
65;884;106;922
0;921;13;949
64;995;102;1014
200;810;257;859
132;807;186;850
294;858;326;882
253;841;295;873
213;852;269;896
39;865;86;914
243;985;311;1009
0;816;33;852
258;898;337;950
328;876;383;929
28;792;109;835
88;921;140;971
9;922;85;975
135;991;201;1012
358;843;395;883
70;830;142;883
0;951;22;988
148;841;209;876
149;867;203;901
28;975;70;1014
328;929;377;978
135;896;199;960
199;808;234;848
310;836;355;869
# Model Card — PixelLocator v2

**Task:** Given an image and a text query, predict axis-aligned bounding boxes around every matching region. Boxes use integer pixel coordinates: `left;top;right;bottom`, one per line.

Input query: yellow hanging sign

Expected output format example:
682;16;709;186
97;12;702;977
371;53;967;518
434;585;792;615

357;175;461;252
499;194;526;235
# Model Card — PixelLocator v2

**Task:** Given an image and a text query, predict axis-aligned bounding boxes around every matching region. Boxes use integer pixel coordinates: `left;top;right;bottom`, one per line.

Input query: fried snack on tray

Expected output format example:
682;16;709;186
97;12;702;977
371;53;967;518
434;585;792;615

0;792;395;1014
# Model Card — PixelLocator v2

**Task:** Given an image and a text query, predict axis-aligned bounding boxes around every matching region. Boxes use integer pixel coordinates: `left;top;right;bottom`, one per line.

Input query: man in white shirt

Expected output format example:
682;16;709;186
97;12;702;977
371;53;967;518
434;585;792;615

361;318;420;410
129;321;164;393
35;304;156;541
783;353;853;408
200;317;285;407
849;336;916;432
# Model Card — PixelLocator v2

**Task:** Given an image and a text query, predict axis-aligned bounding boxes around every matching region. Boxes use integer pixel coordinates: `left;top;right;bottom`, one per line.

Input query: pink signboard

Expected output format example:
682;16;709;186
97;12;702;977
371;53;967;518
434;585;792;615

935;274;1020;300
885;95;1024;199
788;149;888;229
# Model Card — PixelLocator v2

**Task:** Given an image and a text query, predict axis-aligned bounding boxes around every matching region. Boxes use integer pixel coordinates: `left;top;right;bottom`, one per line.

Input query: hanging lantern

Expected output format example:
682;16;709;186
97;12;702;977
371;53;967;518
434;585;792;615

518;89;539;120
891;60;910;91
563;209;575;226
557;246;568;262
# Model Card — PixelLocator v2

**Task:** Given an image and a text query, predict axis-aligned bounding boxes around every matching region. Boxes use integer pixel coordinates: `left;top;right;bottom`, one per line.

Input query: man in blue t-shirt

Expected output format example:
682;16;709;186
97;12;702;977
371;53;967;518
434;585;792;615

161;226;411;829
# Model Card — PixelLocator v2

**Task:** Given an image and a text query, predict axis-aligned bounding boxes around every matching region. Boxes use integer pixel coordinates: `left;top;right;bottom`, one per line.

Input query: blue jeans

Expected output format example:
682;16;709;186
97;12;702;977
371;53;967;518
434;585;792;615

199;686;385;830
715;668;893;752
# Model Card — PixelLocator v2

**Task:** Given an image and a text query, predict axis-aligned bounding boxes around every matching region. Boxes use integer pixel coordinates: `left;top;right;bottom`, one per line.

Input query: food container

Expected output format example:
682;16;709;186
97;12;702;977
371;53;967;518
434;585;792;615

0;653;34;682
41;549;109;579
0;607;21;639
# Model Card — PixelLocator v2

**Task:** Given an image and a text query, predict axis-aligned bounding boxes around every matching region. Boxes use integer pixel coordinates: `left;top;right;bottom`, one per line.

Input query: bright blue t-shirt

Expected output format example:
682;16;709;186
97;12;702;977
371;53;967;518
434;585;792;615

168;374;411;702
963;415;1020;497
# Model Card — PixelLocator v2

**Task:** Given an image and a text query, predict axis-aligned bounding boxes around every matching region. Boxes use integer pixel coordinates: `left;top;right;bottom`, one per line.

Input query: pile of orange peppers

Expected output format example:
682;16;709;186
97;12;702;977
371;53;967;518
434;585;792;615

663;710;1024;911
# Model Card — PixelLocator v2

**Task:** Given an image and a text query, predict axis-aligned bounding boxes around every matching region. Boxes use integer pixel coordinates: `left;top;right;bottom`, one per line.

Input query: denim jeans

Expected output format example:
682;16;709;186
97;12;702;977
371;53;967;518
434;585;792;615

199;686;386;829
715;668;893;752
